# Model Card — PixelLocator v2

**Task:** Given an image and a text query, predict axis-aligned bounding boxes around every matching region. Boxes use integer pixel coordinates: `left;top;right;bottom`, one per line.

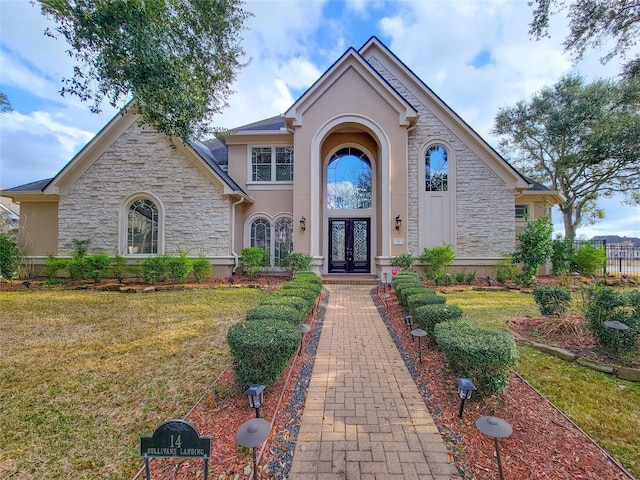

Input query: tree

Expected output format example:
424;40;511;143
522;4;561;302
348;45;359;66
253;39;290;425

493;74;640;240
37;0;250;140
512;215;553;286
0;91;12;113
529;0;640;64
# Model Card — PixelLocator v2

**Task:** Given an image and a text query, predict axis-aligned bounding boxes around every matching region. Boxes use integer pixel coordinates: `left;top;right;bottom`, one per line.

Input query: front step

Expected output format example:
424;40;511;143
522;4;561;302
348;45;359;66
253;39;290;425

321;274;379;285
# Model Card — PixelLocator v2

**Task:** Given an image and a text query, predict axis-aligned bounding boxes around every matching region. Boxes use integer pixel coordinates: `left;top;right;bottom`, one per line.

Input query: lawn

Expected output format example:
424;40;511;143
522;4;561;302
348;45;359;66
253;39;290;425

445;289;640;478
0;286;267;480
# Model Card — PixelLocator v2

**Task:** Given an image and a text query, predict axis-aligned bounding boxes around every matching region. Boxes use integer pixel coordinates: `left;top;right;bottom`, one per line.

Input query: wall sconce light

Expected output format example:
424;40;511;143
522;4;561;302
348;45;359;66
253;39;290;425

395;215;402;230
300;216;306;231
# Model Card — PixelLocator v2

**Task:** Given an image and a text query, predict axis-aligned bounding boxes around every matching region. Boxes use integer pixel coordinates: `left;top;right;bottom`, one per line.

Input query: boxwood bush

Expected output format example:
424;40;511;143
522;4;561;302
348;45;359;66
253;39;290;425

532;285;572;316
273;288;317;306
261;295;311;316
245;305;303;326
407;292;446;314
394;280;424;299
398;286;429;306
293;272;322;284
282;281;322;296
434;321;517;396
413;304;463;336
227;319;300;390
584;286;640;352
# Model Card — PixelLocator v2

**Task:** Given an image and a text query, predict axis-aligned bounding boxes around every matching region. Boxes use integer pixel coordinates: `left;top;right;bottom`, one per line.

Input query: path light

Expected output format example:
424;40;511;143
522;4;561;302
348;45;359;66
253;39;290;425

456;378;476;418
476;416;512;480
604;320;629;353
237;418;270;480
404;315;414;331
298;324;311;356
244;384;265;418
410;328;427;363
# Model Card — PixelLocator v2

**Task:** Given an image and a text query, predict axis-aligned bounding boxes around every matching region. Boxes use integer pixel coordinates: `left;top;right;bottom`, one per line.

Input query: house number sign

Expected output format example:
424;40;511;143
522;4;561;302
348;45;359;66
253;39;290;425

140;419;211;479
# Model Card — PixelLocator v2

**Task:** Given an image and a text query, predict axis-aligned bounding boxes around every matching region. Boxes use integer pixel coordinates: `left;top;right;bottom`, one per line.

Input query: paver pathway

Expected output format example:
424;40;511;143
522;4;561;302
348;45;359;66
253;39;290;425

290;284;459;479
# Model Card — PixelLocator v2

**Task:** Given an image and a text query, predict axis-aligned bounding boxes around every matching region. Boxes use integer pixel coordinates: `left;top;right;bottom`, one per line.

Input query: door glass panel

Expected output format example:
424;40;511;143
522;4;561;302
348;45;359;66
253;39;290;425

331;221;346;261
353;220;368;261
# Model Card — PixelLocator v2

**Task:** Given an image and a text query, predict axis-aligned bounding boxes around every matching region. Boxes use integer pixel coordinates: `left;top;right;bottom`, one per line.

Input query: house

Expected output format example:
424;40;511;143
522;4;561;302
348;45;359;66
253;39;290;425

0;37;562;278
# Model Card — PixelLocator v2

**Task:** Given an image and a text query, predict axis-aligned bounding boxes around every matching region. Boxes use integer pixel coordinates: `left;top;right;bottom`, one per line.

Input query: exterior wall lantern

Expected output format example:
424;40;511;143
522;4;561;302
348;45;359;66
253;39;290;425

299;216;306;231
456;377;477;418
395;215;402;230
244;384;266;418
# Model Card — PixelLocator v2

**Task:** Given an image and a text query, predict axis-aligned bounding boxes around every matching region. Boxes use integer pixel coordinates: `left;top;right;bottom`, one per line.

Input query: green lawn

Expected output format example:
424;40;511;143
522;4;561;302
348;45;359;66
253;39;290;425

445;289;640;478
0;287;266;480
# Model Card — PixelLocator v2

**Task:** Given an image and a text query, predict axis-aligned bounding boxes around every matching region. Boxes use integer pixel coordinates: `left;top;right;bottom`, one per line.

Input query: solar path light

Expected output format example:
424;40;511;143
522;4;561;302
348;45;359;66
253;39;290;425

456;378;477;418
404;315;414;331
237;418;270;480
298;323;311;356
476;416;512;480
244;384;265;418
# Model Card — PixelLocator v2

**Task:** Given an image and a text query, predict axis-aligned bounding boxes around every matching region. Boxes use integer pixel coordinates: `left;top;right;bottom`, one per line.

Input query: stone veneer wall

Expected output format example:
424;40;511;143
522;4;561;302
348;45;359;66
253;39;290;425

58;123;231;258
368;56;515;258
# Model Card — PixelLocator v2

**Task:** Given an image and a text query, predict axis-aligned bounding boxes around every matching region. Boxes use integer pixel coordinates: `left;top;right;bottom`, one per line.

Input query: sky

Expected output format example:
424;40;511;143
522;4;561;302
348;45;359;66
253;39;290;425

1;0;639;239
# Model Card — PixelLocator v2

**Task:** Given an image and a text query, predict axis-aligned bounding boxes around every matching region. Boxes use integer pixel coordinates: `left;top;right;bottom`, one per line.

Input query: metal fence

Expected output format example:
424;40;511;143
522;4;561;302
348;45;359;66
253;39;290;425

572;239;640;277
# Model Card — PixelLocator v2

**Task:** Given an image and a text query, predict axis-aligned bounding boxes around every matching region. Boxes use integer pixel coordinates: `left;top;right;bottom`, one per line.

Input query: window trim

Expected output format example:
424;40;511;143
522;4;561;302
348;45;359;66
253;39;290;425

245;213;294;268
515;203;531;221
247;145;294;185
120;193;164;256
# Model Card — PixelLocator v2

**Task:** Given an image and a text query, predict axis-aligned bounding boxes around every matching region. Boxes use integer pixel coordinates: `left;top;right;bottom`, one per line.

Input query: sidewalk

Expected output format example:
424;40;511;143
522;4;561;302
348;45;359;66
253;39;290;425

290;284;459;480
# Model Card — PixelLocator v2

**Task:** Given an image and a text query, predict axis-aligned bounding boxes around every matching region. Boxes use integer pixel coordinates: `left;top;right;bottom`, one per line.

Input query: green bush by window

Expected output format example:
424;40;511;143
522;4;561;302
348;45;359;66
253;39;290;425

418;243;456;280
241;247;265;279
192;253;212;282
140;255;169;284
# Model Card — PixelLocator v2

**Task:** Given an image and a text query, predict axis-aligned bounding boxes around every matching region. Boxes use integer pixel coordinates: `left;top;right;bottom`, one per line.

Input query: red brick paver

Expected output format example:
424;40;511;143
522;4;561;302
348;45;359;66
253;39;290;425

290;284;459;479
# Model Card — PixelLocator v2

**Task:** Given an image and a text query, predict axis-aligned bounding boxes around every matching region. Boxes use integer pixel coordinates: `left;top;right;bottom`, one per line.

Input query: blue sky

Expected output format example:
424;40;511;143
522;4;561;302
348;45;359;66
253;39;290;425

1;0;639;239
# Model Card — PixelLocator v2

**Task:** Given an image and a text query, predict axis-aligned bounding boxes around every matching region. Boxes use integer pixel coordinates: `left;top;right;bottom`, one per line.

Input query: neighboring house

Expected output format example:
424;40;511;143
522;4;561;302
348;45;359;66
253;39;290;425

0;37;562;278
0;196;19;233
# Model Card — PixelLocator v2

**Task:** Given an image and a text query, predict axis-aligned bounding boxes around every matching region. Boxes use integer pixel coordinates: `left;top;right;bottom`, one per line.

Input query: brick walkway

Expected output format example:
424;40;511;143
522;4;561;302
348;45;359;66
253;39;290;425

290;284;459;479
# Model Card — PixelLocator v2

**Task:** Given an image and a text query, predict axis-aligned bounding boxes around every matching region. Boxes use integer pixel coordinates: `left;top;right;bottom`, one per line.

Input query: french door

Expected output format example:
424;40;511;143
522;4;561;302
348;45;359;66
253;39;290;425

328;218;370;273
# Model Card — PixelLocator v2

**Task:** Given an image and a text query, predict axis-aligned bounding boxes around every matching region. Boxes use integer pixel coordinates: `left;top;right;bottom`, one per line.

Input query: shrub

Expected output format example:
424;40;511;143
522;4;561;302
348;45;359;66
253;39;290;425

584;286;639;352
0;230;22;280
69;238;90;261
245;305;303;325
84;254;112;281
274;287;317;305
227;319;300;390
281;252;313;273
166;252;192;283
392;271;420;283
465;272;476;284
293;272;322;285
512;215;553;286
394;281;425;304
398;286;431;306
140;255;169;284
241;247;265;279
434;321;517;396
282;281;322;297
495;254;518;284
455;272;467;284
391;253;415;271
573;242;606;276
551;234;572;276
418;243;456;279
192;253;212;282
44;254;67;280
406;292;446;314
413;303;463;336
260;295;310;316
109;255;129;281
532;286;572;317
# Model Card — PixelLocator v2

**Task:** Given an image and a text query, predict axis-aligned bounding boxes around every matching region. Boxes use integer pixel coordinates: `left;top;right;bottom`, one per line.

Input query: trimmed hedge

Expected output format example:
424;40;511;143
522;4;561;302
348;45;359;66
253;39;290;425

260;296;310;315
392;271;420;284
434;321;516;396
282;281;322;296
398;286;428;306
272;288;317;309
413;304;463;336
293;272;322;285
407;292;446;314
227;319;301;390
532;285;572;317
394;281;424;300
245;305;303;326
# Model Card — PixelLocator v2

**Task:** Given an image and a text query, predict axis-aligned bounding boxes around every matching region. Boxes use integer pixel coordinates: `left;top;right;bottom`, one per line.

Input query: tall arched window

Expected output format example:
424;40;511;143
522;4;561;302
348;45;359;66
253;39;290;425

425;145;448;192
127;199;158;254
251;218;271;265
327;147;372;209
274;217;293;267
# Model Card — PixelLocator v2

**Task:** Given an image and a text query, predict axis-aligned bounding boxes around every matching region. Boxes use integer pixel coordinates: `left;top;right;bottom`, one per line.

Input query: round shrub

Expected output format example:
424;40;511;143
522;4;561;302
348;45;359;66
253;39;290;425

273;288;317;306
407;292;446;314
282;281;322;296
293;272;322;285
261;295;311;316
392;273;420;287
585;286;639;352
434;320;517;396
532;285;572;317
227;319;300;390
245;305;303;325
413;303;463;336
399;286;437;306
394;280;423;297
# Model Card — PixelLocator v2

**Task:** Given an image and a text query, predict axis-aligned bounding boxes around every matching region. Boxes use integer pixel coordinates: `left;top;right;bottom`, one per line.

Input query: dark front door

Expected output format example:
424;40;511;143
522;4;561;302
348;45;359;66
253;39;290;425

329;218;370;273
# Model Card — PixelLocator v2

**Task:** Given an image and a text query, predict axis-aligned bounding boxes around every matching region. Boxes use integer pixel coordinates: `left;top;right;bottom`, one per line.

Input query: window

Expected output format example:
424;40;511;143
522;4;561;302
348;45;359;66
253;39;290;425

425;145;448;192
515;205;529;220
251;146;294;182
327;147;372;209
127;199;158;254
250;216;293;267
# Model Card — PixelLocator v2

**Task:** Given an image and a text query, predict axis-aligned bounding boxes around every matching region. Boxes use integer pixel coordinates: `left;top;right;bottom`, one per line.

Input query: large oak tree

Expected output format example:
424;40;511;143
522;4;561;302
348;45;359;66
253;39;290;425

493;74;640;241
38;0;250;140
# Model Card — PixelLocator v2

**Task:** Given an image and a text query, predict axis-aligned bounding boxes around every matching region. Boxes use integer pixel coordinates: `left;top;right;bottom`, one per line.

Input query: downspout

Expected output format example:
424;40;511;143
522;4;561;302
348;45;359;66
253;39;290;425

231;196;246;273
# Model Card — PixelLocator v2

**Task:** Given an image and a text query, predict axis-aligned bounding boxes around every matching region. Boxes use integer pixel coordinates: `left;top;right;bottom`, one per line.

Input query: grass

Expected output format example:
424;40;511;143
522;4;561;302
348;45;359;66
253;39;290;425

445;289;640;478
0;287;267;480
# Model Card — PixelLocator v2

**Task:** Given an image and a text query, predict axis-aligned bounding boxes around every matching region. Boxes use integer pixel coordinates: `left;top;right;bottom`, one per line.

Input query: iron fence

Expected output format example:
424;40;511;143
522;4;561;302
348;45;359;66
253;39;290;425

572;239;640;277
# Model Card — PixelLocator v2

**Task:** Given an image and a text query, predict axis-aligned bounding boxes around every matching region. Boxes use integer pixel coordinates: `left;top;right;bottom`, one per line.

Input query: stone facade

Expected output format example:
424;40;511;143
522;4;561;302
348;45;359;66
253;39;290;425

58;123;231;258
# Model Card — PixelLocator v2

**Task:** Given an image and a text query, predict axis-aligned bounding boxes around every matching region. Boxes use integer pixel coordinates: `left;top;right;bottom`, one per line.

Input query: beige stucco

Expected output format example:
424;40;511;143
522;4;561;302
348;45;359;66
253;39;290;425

15;201;58;256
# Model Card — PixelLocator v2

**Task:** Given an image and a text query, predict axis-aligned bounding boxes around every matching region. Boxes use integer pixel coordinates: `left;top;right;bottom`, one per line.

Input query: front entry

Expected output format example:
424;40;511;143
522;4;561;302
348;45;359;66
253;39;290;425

328;218;370;273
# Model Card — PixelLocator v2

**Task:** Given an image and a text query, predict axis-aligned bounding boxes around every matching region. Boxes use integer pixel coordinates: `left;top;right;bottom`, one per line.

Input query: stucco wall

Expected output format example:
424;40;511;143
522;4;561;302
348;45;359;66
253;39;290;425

58;123;231;258
16;202;58;256
367;55;515;258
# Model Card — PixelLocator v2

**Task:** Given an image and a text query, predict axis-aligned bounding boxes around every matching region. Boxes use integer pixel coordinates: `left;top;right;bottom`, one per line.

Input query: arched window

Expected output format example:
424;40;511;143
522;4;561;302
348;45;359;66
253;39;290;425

425;145;448;192
249;216;293;267
327;147;372;209
127;199;158;254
